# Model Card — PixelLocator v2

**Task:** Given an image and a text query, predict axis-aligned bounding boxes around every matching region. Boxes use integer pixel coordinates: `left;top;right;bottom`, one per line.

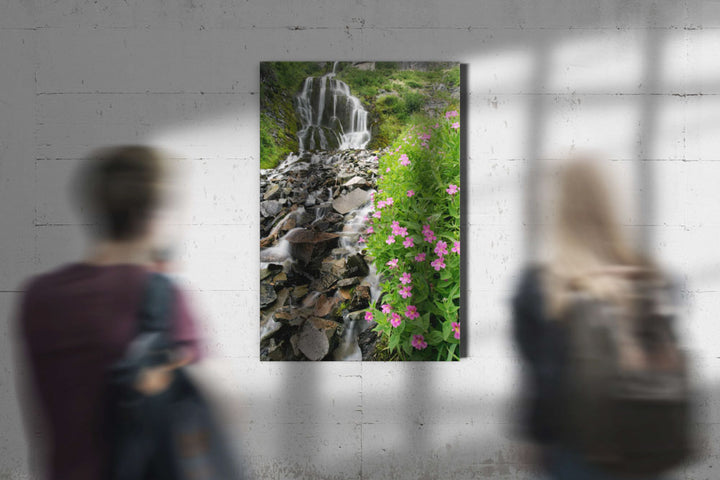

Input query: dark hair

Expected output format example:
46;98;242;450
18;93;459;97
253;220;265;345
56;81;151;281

78;146;166;241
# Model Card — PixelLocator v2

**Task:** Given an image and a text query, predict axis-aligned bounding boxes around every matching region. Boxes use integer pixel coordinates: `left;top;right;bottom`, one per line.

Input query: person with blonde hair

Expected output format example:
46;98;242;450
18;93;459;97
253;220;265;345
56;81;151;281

512;158;688;479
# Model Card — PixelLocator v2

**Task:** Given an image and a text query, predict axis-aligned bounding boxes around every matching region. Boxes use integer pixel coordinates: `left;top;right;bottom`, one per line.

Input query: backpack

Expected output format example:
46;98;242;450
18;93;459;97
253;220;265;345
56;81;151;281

561;274;692;476
106;273;244;480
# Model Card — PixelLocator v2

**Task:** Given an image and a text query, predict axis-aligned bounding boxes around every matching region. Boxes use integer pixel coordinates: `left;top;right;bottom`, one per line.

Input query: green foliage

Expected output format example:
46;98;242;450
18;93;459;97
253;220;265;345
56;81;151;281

363;110;461;361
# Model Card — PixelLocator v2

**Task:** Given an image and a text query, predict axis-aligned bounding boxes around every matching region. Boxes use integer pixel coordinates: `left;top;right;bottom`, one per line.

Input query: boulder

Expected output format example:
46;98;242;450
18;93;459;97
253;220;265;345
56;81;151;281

332;188;370;214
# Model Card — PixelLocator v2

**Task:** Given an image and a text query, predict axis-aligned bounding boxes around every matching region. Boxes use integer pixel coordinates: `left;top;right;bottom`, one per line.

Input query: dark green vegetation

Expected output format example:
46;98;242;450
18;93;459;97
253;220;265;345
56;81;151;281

260;61;460;169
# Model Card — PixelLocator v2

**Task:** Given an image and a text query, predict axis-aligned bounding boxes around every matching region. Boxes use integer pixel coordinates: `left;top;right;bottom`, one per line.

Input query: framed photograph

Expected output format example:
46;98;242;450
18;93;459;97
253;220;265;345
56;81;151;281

260;61;461;361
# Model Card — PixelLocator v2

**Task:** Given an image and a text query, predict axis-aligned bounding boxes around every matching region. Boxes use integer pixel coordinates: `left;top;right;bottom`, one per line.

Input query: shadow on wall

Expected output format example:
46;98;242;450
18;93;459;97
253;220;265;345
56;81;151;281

136;3;720;477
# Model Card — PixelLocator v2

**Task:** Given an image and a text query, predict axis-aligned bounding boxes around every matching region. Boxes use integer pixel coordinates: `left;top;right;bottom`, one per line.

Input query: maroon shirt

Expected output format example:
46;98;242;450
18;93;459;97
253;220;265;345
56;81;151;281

16;263;202;480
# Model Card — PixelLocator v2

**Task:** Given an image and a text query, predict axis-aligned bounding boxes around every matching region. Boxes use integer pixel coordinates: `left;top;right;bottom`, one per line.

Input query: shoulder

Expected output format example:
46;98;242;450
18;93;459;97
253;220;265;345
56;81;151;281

513;264;545;302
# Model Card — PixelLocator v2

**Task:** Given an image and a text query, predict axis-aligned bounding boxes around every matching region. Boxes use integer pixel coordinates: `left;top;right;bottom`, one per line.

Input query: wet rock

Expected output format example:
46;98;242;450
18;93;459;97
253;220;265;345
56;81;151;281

336;277;363;288
291;284;309;300
343;176;369;187
346;254;369;277
260;282;277;308
260;317;283;342
297;320;330;361
260;200;283;218
273;306;309;327
314;294;339;317
332;188;371;214
263;183;281;200
359;327;380;361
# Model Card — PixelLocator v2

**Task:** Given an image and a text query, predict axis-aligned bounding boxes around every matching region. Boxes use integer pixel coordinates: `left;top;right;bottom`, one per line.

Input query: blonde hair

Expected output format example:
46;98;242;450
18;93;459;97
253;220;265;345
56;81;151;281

544;158;654;317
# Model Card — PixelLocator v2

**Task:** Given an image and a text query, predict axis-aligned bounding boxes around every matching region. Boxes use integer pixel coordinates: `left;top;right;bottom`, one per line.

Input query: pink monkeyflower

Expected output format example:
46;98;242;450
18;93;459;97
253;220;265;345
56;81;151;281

431;257;446;271
365;311;374;322
399;154;411;166
386;258;399;269
423;231;437;243
377;200;387;209
386;167;391;173
386;235;396;245
445;110;459;119
386;197;394;206
390;313;402;328
434;123;439;129
372;211;382;219
415;252;426;262
446;184;459;195
451;122;460;130
365;226;374;234
397;226;408;237
405;305;420;320
452;241;460;254
358;236;366;244
452;322;461;339
381;304;393;314
420;133;432;141
399;285;413;299
403;237;415;248
434;240;448;257
400;272;412;285
407;190;415;198
391;221;402;235
411;334;428;350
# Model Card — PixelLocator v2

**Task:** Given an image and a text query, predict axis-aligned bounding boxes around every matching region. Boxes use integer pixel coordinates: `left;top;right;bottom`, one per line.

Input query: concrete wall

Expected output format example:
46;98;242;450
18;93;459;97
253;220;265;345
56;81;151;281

2;1;719;478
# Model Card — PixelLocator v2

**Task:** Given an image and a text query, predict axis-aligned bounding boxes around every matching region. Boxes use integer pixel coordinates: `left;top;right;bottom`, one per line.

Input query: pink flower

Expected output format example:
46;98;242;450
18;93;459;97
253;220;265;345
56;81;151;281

365;311;374;322
386;197;394;206
414;252;426;262
391;221;402;235
403;237;415;248
431;257;446;271
390;313;402;328
452;322;460;339
405;305;419;320
358;236;366;244
452;241;460;254
434;240;448;257
451;122;460;129
445;110;459;119
381;304;393;314
386;167;391;173
399;154;410;166
407;190;415;198
397;227;408;237
372;211;382;219
377;200;387;209
386;258;399;269
446;184;459;195
411;334;428;350
386;235;396;245
365;226;374;234
399;285;413;299
433;123;439;129
420;133;432;141
400;272;412;285
423;231;436;243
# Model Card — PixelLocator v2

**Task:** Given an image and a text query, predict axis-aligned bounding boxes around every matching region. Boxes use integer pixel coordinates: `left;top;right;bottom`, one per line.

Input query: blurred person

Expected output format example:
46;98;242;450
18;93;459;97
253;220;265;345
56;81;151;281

14;146;202;480
512;158;691;480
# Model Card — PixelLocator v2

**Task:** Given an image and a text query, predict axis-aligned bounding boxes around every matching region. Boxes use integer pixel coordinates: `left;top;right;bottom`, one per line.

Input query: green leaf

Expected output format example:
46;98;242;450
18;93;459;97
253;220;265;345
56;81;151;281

389;333;400;351
446;343;457;361
442;321;452;341
426;330;444;345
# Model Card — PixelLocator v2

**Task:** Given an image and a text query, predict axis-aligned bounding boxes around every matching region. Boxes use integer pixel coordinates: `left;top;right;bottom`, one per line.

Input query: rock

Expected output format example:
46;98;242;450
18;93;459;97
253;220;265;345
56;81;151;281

338;287;353;300
314;294;339;317
272;272;287;285
336;276;362;288
273;306;308;327
260;316;283;342
359;327;380;361
332;188;371;214
342;176;369;187
297;320;330;361
346;254;369;277
263;183;281;200
260;282;277;308
291;284;309;299
260;200;283;218
284;228;340;264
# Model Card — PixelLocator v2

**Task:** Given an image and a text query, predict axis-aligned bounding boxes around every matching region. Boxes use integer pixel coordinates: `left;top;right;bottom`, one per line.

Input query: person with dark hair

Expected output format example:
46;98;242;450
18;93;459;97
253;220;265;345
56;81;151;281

15;146;202;480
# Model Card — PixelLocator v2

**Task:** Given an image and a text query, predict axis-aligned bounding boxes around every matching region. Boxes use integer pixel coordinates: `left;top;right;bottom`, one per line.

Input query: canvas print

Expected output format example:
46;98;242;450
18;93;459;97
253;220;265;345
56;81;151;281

260;61;461;361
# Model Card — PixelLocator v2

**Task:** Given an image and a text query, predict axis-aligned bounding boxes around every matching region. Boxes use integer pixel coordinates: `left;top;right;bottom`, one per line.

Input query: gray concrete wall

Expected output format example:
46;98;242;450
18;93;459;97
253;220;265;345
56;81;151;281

2;1;719;478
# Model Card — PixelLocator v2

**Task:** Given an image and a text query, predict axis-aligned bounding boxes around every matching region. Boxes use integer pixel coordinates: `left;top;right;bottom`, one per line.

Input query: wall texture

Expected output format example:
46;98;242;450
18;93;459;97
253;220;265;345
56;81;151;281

2;1;719;478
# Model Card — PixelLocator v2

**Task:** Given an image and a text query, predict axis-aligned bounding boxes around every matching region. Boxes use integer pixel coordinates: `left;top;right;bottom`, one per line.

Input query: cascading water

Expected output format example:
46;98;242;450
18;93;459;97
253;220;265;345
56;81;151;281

295;70;371;152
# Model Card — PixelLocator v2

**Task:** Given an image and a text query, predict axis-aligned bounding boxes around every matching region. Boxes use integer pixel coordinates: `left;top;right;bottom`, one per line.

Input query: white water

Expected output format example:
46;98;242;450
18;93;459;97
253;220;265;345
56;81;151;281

295;70;371;152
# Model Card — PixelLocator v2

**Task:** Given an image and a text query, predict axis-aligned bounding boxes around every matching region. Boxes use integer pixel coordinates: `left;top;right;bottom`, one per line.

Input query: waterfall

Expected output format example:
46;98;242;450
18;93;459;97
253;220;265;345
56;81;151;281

295;71;371;152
